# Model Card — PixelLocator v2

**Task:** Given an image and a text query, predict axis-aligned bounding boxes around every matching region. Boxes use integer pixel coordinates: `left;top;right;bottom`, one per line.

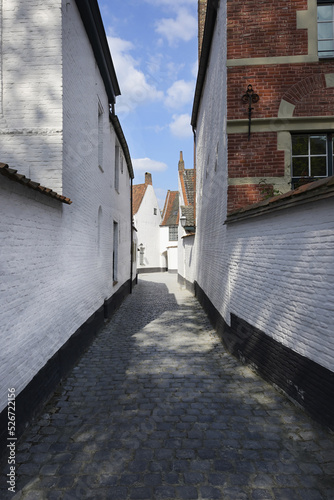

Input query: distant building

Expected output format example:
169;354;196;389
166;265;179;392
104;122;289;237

160;190;179;272
177;152;196;291
132;172;163;273
0;0;134;451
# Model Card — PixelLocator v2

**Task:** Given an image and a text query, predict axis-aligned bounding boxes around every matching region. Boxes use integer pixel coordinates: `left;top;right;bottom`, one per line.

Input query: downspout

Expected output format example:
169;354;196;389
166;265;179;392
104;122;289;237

130;177;133;293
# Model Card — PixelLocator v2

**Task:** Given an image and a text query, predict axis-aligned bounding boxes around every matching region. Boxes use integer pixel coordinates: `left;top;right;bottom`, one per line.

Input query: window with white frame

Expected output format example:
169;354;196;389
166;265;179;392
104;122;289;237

169;225;178;241
291;133;333;188
317;1;334;57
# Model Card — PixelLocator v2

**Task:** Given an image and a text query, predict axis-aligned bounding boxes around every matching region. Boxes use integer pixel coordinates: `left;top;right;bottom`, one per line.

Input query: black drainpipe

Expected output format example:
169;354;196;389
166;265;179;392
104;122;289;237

130;177;133;293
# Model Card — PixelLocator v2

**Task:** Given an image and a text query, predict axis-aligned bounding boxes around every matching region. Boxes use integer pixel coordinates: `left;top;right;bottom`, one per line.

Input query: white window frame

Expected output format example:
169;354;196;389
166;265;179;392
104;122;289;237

291;133;333;188
169;225;178;241
317;1;334;58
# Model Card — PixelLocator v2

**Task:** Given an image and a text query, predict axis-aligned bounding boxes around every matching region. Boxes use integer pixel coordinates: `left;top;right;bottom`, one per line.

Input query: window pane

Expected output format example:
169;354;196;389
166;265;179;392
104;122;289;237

292;157;309;177
292;135;308;155
318;40;334;56
311;157;327;176
318;22;333;40
310;135;327;154
169;226;178;241
317;5;333;21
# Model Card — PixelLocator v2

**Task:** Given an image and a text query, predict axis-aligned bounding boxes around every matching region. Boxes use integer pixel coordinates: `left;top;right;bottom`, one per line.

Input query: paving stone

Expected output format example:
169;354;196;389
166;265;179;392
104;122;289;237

1;273;334;500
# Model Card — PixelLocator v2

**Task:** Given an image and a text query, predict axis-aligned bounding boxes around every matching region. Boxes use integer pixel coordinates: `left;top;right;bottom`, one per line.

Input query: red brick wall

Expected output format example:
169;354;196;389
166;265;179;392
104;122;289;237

228;133;285;178
227;0;308;60
226;0;334;213
227;184;270;212
227;62;334;121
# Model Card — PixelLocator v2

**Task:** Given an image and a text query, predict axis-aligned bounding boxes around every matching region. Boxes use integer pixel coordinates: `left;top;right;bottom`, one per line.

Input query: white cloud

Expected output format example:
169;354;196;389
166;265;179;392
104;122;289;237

132;158;168;172
191;60;198;78
169;114;192;138
155;8;197;46
107;36;163;115
165;79;195;109
144;0;196;7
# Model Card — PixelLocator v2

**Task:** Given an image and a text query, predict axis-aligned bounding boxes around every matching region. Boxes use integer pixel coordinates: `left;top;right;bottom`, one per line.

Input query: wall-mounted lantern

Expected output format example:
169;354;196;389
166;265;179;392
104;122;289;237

242;84;259;140
180;215;187;228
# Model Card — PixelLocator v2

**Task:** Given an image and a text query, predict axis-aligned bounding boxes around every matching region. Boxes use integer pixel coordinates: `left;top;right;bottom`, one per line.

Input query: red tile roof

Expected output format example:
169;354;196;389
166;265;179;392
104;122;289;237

161;190;179;226
132;183;147;215
0;163;72;204
179;159;195;228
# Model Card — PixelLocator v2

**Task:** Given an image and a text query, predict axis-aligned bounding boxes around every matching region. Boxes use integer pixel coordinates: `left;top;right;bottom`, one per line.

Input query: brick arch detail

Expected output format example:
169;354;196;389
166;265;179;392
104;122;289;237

282;74;326;107
279;74;334;117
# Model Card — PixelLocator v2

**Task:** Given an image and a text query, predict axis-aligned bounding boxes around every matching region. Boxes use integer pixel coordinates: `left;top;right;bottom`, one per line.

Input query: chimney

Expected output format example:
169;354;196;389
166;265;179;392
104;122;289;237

145;172;152;185
198;0;207;60
178;151;185;172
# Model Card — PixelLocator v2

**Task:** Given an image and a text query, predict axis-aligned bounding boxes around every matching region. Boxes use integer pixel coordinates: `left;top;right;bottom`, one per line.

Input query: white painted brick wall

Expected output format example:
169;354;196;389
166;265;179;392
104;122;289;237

193;1;334;375
227;199;334;373
179;234;196;284
0;0;63;191
0;0;132;413
194;0;230;321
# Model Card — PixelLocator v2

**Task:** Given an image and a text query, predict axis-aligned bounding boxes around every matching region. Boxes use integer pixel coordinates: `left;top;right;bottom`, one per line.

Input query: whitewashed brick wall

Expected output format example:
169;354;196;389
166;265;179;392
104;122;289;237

194;0;334;376
179;234;196;284
227;198;334;373
194;0;230;321
0;0;132;413
0;0;63;191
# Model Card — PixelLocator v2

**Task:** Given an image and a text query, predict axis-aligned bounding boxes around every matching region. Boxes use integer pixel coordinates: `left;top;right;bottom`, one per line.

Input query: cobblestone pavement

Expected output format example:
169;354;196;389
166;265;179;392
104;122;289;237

2;273;334;499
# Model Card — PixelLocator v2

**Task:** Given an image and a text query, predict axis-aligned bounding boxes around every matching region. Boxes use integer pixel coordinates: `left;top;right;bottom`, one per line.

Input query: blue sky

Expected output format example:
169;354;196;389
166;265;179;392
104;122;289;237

99;0;198;208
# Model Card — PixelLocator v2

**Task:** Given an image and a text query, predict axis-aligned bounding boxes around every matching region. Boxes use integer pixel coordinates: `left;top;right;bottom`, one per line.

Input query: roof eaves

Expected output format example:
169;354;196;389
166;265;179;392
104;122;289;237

0;163;72;204
75;0;121;103
110;113;134;179
161;190;171;224
191;0;219;128
226;176;334;223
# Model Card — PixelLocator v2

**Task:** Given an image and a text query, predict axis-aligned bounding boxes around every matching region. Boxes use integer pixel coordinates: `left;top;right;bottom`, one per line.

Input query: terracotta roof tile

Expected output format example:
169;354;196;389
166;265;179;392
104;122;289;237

161;190;179;226
183;169;195;205
132;183;147;215
0;163;72;204
179;167;195;228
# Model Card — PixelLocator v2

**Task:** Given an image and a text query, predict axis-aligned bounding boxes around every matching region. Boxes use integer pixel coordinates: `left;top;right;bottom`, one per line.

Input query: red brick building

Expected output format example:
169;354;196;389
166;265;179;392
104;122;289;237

225;0;334;211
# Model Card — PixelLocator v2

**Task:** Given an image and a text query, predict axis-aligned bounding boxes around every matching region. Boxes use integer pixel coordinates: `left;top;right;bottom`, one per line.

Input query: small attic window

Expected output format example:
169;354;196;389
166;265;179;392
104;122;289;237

154;208;157;215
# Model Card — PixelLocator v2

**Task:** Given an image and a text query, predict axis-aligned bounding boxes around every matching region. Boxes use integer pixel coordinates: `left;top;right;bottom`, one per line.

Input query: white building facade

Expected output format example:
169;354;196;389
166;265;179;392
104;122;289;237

132;173;163;273
0;0;134;447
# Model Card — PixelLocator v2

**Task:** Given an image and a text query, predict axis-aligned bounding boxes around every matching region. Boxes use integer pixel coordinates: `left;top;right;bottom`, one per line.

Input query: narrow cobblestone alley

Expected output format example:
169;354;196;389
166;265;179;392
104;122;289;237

1;273;334;500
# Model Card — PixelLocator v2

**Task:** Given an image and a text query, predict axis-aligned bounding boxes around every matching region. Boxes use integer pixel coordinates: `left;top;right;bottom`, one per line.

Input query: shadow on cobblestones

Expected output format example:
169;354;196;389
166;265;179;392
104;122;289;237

1;274;334;499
